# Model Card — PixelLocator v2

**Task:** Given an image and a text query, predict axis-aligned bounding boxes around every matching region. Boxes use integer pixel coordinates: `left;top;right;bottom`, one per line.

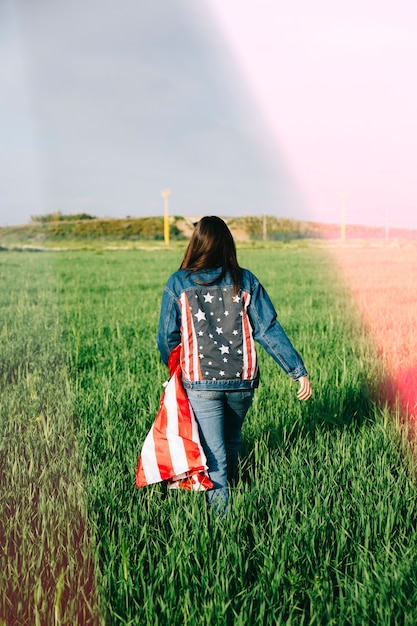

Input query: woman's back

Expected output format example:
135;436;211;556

171;268;258;386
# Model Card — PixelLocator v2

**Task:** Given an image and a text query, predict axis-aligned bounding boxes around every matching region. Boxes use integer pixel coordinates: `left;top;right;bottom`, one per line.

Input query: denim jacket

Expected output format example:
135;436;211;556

157;267;308;390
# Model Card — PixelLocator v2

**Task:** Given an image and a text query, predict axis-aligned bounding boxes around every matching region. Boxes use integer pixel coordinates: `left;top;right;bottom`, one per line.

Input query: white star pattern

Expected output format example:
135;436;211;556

194;309;206;322
184;286;254;384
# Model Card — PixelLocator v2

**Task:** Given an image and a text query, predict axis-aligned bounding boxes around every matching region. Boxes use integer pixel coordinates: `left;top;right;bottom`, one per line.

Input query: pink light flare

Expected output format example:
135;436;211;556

205;0;417;229
332;245;417;427
204;1;417;433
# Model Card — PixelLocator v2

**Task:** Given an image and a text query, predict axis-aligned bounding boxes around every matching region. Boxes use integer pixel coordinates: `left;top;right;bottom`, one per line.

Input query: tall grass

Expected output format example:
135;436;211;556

0;254;100;625
1;245;417;624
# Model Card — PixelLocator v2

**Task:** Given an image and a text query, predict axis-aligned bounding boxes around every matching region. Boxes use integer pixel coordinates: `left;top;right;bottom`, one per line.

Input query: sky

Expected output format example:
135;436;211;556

1;0;416;228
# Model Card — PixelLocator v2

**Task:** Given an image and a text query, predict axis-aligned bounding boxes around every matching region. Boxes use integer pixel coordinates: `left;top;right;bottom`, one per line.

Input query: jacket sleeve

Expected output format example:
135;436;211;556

248;279;308;380
156;284;181;365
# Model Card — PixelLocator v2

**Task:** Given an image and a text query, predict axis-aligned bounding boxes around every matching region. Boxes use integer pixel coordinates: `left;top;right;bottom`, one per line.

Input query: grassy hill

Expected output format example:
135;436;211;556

0;213;415;249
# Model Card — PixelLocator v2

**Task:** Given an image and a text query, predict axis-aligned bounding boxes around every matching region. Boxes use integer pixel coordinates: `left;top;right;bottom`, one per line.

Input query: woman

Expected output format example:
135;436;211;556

157;216;311;513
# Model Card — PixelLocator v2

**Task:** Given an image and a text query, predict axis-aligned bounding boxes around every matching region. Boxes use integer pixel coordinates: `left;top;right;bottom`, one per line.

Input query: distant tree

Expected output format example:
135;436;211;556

30;211;63;223
30;212;96;223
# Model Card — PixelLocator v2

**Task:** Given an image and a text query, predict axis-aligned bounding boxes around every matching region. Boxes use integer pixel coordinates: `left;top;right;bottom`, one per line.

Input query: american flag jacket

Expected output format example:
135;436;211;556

157;267;307;390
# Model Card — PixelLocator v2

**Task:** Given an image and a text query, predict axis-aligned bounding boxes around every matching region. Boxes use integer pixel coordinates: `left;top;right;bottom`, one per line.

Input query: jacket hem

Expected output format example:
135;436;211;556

182;378;260;391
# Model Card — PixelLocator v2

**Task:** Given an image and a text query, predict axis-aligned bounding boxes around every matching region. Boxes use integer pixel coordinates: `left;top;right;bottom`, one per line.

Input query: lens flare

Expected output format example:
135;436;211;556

206;0;417;229
206;1;417;424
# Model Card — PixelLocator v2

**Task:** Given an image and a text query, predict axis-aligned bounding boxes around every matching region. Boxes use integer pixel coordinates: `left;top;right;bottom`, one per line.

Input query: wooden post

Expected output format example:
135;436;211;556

341;192;346;242
161;189;171;246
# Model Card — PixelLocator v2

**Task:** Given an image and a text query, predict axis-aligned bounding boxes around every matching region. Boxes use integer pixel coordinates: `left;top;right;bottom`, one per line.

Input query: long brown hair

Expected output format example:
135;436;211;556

180;216;242;294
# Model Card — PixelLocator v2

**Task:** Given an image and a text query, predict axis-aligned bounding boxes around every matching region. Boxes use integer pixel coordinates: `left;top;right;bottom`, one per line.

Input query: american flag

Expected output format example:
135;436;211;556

179;286;258;383
136;345;213;491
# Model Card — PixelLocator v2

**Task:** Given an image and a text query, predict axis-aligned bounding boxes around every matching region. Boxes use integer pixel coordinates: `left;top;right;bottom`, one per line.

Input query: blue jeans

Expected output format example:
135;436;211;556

186;388;254;513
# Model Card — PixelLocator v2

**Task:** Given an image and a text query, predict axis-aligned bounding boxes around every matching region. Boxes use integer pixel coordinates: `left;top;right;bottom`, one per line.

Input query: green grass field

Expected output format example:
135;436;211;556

1;245;417;625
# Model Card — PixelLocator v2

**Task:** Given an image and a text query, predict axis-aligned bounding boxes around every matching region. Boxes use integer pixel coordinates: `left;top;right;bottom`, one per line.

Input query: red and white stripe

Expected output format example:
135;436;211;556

241;291;257;380
136;346;212;490
179;292;202;382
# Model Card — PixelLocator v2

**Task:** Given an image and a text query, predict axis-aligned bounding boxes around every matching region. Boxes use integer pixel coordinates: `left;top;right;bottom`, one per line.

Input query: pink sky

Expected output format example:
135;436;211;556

207;0;417;229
